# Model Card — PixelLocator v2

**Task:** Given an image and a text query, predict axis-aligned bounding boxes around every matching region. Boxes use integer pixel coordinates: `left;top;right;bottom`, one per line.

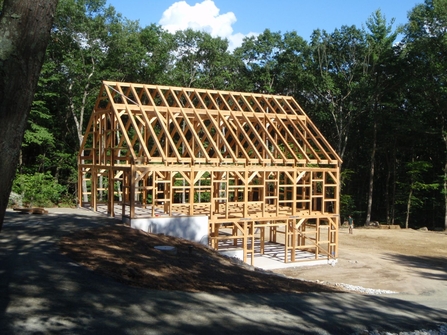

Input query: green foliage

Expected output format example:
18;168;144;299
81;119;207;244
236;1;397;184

340;168;354;188
12;172;67;207
14;0;447;227
234;29;283;93
307;25;368;158
169;29;238;89
397;161;439;202
340;194;355;218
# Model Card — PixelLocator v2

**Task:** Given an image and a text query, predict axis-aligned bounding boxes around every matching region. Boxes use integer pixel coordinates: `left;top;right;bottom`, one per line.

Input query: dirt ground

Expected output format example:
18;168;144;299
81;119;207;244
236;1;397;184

277;227;447;295
59;224;447;295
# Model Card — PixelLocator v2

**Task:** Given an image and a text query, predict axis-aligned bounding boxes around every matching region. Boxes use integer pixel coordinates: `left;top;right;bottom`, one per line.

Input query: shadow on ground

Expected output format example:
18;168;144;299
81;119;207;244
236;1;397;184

0;210;446;334
382;253;447;282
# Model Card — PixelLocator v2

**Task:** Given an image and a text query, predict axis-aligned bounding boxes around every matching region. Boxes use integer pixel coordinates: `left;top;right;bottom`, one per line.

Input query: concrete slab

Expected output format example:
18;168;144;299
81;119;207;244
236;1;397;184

254;255;331;270
218;239;332;270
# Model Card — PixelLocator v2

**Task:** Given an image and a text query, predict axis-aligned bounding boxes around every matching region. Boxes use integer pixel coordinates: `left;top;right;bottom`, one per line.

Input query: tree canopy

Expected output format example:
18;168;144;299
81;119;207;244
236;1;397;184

4;0;447;230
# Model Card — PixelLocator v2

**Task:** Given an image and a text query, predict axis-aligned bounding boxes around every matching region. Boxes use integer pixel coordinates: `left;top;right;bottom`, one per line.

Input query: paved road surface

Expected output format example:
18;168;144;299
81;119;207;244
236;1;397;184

1;208;446;334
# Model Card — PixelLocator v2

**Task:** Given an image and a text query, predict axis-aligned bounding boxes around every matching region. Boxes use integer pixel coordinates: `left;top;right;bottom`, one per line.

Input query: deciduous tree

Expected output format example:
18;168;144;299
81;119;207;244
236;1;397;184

404;0;447;229
0;0;59;231
307;26;368;161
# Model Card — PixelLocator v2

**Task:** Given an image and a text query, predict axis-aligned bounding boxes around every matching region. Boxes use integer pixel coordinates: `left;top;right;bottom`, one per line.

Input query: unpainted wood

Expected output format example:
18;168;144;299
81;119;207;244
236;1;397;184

78;81;342;266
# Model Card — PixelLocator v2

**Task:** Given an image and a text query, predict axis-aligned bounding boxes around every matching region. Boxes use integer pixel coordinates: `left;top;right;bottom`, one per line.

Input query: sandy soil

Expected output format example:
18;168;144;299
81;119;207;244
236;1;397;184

59;224;447;295
275;227;447;295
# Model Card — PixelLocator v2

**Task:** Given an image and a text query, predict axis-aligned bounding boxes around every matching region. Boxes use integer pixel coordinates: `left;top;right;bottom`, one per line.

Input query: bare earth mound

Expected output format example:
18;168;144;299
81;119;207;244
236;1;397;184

59;224;344;294
59;224;447;296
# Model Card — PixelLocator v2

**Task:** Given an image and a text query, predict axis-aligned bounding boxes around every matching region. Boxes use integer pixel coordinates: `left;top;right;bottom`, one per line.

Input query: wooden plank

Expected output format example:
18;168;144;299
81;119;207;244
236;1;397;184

13;207;48;214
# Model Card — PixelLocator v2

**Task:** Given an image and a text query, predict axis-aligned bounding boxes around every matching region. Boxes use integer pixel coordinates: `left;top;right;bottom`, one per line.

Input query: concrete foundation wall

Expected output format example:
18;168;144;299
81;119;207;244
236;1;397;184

218;248;244;260
126;216;209;245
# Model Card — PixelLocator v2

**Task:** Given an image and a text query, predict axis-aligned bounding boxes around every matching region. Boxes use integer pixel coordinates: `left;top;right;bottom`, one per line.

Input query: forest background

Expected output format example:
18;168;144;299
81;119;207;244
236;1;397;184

5;0;447;230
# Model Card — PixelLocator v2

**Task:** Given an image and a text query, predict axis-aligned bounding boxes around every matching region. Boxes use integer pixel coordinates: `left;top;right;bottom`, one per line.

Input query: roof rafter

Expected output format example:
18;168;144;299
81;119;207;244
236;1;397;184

80;81;341;167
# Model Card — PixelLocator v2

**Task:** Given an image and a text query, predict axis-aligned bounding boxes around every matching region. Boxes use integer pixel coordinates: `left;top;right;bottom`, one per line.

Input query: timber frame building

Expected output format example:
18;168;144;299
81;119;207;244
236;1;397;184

78;81;342;265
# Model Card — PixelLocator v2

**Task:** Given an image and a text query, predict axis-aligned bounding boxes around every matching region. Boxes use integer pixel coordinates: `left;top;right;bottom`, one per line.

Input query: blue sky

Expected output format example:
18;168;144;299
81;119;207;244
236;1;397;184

106;0;422;48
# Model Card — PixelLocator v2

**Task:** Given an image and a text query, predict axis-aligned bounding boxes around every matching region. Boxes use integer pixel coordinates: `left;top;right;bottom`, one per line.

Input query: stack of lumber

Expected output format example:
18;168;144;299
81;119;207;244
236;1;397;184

13;207;48;214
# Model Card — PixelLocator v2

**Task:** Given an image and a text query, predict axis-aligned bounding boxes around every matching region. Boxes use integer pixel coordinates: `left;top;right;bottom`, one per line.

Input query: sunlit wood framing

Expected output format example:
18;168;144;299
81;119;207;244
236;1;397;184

78;81;342;265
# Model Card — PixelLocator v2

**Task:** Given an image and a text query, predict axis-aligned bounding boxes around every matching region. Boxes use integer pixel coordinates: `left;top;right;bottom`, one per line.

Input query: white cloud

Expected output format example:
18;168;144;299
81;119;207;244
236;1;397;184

159;0;256;50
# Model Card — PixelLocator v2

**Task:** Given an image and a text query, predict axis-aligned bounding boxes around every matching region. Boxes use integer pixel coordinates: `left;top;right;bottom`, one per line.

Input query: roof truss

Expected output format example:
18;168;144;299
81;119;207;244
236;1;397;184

80;81;341;167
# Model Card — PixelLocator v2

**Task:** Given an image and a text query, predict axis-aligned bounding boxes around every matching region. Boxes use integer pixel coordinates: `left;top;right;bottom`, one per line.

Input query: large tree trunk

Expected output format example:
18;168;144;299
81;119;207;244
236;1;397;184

444;133;447;231
405;187;413;229
365;121;377;226
0;0;59;231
